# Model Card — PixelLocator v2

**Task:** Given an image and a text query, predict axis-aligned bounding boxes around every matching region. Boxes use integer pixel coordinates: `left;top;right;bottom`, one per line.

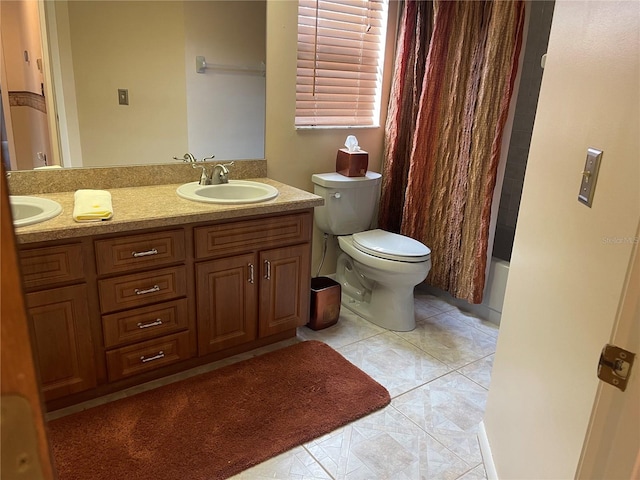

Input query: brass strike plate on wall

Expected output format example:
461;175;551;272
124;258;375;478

1;395;45;479
597;344;636;392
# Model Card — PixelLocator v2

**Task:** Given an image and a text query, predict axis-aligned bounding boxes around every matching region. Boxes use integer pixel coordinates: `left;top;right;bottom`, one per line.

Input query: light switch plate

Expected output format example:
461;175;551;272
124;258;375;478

118;89;129;106
578;148;603;207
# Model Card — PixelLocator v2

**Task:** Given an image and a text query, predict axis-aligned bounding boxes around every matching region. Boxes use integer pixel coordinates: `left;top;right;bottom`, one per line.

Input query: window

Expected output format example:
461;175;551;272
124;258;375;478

296;0;389;128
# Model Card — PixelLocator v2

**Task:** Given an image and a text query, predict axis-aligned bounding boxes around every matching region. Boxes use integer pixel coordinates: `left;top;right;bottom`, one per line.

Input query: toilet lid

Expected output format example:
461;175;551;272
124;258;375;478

352;229;431;263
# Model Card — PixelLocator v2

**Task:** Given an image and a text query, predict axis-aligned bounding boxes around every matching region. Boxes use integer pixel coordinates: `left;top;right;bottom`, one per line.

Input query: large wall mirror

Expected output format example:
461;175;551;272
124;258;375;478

0;0;266;171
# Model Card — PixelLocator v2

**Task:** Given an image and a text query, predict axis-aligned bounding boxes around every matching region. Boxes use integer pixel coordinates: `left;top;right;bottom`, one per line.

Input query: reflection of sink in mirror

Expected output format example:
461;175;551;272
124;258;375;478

177;181;278;204
10;196;63;227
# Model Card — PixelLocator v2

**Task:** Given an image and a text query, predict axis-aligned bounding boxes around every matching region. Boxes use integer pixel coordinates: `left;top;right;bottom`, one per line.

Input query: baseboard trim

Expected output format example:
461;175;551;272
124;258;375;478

478;421;498;480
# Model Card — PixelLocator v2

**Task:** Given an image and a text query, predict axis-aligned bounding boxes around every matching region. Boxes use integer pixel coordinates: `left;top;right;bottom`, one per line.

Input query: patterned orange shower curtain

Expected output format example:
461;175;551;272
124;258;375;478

379;0;525;303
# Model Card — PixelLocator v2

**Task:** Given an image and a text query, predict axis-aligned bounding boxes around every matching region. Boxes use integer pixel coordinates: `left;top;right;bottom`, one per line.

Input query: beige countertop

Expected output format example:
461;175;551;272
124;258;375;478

14;178;323;244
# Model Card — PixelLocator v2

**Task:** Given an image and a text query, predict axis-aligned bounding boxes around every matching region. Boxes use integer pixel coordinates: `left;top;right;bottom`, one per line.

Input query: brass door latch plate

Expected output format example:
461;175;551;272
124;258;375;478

598;344;635;392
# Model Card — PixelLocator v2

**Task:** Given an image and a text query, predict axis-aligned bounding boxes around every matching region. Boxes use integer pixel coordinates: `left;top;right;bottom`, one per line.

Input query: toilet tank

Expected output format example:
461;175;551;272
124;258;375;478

311;171;382;235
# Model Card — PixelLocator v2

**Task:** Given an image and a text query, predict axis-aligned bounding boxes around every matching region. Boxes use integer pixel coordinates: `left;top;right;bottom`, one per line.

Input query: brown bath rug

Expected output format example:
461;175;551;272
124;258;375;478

48;340;390;480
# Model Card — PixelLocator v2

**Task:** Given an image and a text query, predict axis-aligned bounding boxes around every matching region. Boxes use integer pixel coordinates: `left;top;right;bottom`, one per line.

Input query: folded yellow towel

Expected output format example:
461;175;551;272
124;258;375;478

34;165;63;170
73;189;113;222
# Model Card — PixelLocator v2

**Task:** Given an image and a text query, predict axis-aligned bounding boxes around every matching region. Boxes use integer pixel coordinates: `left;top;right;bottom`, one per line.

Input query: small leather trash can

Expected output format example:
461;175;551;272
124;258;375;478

308;277;341;330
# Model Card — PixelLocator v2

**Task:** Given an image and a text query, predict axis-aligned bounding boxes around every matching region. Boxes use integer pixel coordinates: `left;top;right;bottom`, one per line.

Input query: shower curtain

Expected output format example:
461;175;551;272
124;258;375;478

379;0;525;303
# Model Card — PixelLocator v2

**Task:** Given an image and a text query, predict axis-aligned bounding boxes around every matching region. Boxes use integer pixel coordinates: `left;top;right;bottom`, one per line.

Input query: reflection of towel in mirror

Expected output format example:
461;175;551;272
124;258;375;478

73;189;113;222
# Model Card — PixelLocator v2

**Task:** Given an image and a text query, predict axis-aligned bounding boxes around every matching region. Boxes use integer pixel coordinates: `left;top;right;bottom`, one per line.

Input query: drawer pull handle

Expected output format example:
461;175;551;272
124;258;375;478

132;248;158;258
135;285;160;295
264;260;271;280
140;351;165;363
248;263;254;284
137;319;163;329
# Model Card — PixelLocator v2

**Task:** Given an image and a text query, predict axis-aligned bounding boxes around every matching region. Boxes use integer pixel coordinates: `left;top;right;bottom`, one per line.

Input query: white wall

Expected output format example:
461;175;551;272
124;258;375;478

55;1;266;168
66;1;189;168
1;0;44;94
10;106;49;170
184;1;265;160
0;0;52;169
483;1;640;478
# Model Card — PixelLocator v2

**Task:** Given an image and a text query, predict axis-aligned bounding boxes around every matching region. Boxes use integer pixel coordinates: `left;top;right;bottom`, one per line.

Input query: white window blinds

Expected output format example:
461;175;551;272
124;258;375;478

296;0;389;128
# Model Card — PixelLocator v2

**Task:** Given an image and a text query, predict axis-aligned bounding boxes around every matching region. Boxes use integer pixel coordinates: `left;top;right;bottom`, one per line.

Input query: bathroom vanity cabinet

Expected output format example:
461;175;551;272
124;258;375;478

20;244;97;402
94;229;192;382
194;213;312;355
17;210;313;410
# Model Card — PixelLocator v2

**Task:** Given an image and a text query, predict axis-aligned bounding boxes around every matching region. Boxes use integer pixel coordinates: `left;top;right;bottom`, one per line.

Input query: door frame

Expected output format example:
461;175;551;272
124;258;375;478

37;0;62;168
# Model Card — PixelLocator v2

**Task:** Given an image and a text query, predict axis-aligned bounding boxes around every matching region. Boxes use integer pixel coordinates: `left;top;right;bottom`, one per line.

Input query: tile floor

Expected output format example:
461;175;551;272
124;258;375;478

48;289;499;480
232;289;499;479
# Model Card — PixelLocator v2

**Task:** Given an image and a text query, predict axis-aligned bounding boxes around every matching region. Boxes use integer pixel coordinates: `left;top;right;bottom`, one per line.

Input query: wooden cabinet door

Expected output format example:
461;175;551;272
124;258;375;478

259;243;311;337
25;285;97;401
196;253;257;355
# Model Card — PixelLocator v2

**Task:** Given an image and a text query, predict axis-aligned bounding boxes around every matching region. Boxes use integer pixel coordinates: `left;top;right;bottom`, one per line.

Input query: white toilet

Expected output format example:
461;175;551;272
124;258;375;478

312;171;431;331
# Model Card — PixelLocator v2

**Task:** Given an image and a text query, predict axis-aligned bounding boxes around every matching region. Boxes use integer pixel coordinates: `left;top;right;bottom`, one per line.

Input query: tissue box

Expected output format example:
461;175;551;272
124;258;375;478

336;148;368;177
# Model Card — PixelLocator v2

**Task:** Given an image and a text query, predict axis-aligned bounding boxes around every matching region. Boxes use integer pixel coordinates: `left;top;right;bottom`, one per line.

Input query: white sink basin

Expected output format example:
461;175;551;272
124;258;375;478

10;196;63;227
176;180;278;204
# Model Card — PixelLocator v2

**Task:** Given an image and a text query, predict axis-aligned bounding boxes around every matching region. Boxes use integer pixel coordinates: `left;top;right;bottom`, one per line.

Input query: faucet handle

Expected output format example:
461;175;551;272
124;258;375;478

214;161;234;175
174;153;197;163
210;161;234;184
202;155;216;161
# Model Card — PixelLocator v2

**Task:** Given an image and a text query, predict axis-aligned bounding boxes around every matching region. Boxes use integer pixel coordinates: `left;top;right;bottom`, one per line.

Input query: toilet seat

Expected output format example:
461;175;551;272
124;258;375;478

352;229;431;263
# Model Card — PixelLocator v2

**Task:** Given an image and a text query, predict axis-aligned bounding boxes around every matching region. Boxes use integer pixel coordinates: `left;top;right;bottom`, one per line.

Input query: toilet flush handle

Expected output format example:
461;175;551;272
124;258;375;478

331;192;341;199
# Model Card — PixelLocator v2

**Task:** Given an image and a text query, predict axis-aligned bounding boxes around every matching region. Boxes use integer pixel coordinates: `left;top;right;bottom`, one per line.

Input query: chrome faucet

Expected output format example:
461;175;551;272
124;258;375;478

174;153;198;163
175;153;231;185
209;162;234;185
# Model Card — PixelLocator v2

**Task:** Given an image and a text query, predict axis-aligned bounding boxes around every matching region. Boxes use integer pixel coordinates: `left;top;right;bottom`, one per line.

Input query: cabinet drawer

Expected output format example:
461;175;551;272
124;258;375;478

98;266;187;313
20;244;85;289
105;331;190;382
195;212;312;259
102;299;189;348
95;229;185;275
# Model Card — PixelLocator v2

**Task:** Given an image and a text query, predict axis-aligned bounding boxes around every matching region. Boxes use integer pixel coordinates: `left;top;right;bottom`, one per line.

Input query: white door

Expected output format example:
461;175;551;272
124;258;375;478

577;232;639;479
482;1;640;478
